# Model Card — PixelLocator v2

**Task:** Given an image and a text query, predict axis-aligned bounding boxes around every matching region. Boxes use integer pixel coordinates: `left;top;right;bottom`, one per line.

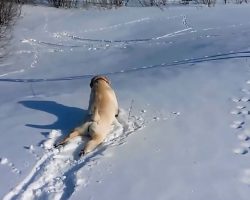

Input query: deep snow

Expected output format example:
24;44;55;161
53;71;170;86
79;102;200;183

1;4;250;200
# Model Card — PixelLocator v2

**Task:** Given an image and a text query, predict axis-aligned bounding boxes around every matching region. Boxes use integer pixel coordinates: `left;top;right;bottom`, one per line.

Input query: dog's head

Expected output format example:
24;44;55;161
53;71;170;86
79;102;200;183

90;75;111;88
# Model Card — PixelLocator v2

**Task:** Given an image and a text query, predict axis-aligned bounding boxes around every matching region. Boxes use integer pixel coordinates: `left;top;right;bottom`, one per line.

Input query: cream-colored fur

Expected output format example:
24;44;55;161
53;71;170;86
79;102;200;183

55;76;119;156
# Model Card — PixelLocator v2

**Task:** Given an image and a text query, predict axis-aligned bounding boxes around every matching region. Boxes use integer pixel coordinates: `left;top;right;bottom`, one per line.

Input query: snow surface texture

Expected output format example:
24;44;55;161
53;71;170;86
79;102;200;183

1;4;250;200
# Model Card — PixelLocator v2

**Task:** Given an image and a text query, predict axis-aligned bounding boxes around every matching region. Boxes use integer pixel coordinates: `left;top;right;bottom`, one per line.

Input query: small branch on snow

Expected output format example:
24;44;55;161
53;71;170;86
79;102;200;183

128;99;134;123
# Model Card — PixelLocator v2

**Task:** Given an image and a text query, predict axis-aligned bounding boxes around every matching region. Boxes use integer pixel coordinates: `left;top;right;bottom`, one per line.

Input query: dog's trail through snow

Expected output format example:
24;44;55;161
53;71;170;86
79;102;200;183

3;110;144;200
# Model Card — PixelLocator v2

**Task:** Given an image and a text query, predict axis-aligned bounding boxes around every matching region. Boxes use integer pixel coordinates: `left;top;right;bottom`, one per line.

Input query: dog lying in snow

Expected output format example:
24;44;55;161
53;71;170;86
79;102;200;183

55;75;119;156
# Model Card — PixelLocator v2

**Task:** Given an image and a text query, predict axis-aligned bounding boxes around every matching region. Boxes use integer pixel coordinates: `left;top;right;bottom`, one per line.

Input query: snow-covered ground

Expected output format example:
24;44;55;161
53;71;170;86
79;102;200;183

1;4;250;200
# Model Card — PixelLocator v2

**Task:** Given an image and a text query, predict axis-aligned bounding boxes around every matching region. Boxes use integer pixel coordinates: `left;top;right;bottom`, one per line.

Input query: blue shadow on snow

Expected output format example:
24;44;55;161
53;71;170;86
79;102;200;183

18;100;87;134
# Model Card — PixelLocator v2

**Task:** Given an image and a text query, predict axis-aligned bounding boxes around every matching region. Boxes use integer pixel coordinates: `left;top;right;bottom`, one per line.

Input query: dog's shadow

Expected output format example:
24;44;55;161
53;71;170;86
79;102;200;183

18;100;88;139
18;100;107;199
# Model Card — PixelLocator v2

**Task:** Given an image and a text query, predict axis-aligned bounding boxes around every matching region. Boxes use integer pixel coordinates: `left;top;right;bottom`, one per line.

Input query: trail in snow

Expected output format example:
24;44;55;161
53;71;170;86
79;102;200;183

2;13;250;79
25;26;250;51
230;79;250;155
20;27;193;49
0;157;21;175
3;109;146;200
44;21;250;47
1;50;250;83
3;106;180;200
54;15;182;36
16;25;250;56
3;21;249;79
229;64;250;185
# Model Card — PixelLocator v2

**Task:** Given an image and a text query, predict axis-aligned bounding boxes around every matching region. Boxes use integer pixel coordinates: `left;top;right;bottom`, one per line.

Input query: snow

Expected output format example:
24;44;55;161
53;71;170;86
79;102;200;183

42;129;62;150
1;3;250;200
0;158;9;165
237;134;249;141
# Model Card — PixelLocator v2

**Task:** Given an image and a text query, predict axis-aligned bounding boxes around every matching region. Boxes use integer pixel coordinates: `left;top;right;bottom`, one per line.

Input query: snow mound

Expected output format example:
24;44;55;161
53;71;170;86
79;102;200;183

42;129;62;150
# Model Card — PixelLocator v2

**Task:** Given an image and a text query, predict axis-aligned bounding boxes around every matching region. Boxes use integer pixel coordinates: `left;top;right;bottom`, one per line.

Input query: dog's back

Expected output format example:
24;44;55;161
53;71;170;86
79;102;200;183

88;78;118;125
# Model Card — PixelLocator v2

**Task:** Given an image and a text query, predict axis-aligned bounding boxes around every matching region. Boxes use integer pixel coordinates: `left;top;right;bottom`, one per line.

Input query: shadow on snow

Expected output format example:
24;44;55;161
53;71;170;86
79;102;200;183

18;100;87;135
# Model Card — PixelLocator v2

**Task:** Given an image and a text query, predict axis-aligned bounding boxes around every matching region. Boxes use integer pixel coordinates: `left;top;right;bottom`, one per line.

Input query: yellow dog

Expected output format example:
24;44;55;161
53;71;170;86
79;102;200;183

55;76;119;156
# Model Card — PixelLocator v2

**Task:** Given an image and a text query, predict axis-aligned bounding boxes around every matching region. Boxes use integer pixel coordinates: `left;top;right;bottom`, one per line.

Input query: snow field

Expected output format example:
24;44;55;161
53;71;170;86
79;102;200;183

1;4;250;200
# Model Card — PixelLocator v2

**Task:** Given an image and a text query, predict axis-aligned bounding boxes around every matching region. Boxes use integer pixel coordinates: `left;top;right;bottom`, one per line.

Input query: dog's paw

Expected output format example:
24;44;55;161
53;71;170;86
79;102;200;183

54;143;63;148
79;150;85;157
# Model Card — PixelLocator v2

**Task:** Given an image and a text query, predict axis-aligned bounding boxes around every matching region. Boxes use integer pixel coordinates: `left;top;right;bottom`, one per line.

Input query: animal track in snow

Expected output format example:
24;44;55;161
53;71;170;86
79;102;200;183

229;82;250;156
54;15;182;36
229;71;250;187
241;97;250;102
240;141;250;148
236;105;246;110
241;110;250;115
230;110;241;115
230;120;244;129
0;157;21;175
233;148;248;155
24;145;40;160
230;127;249;155
4;49;250;84
238;133;250;141
51;19;250;50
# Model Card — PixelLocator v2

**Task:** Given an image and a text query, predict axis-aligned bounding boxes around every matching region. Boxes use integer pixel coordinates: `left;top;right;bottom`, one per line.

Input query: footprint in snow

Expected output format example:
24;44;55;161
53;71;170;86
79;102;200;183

240;141;250;148
230;110;241;115
233;148;248;155
24;145;40;160
230;92;249;154
241;97;250;102
0;157;21;175
230;120;244;129
230;74;250;184
233;129;250;155
241;88;250;94
238;134;250;141
241;110;250;115
236;105;246;110
231;97;241;103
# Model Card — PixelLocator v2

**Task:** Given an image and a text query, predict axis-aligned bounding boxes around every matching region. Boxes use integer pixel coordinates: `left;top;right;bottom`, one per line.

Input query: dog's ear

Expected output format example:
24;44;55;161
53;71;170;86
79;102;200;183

90;76;100;88
90;76;95;88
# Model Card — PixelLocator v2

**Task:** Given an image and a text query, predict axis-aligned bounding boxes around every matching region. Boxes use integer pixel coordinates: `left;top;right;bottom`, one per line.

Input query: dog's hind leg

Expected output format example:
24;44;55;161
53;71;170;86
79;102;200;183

54;122;91;147
79;122;107;156
79;133;105;156
54;131;81;147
